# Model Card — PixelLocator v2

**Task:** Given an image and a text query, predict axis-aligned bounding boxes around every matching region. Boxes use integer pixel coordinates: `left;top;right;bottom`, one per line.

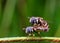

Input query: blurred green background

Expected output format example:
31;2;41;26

0;0;60;43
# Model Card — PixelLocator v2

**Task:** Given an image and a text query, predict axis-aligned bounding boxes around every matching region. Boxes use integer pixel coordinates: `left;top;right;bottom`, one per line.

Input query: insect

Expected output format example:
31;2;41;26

23;26;35;36
23;17;49;36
